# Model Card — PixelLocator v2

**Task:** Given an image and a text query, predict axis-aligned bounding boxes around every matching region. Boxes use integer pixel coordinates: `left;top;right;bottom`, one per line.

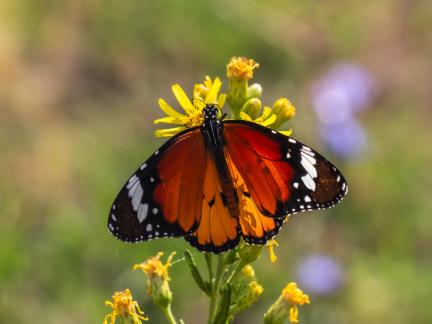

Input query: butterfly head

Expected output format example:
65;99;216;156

203;104;219;122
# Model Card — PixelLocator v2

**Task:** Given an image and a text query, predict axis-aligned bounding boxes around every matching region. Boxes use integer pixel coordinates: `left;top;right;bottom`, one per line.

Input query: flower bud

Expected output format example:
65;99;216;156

231;281;263;315
230;265;263;315
241;98;262;120
238;242;263;264
248;83;263;98
271;98;296;129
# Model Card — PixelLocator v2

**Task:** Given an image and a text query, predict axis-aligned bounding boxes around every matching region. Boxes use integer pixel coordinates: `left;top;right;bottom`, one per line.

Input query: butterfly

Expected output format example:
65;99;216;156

108;104;348;253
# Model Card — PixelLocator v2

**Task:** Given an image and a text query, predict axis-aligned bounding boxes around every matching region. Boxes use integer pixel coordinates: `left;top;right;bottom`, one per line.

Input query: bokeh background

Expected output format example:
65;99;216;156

1;0;431;323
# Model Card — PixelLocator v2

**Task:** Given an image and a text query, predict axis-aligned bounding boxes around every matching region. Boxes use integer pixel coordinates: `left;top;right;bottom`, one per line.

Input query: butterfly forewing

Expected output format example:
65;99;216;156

108;127;203;243
224;120;348;217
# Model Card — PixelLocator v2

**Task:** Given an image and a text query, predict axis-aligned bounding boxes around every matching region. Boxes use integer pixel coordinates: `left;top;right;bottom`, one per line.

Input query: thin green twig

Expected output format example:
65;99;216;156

208;254;225;323
162;305;177;324
205;253;214;282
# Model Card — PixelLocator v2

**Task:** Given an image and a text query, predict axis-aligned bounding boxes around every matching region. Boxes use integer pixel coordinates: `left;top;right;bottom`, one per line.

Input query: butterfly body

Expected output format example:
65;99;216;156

201;105;239;219
108;104;348;253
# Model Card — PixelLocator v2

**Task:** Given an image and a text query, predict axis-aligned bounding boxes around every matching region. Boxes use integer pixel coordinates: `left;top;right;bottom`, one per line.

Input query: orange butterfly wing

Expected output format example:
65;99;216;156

185;150;240;252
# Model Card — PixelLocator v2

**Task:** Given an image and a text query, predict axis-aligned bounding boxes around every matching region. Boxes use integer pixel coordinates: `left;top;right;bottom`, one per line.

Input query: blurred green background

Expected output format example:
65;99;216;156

1;0;431;323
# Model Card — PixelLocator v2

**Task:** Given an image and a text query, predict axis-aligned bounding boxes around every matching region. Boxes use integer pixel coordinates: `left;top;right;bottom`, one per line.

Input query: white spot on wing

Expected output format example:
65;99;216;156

111;214;117;221
293;182;299;189
302;152;317;165
126;175;139;189
131;182;144;211
137;203;149;223
286;152;291;159
302;174;316;191
146;224;153;232
301;153;317;178
304;195;311;202
152;208;158;215
289;138;296;143
140;163;147;170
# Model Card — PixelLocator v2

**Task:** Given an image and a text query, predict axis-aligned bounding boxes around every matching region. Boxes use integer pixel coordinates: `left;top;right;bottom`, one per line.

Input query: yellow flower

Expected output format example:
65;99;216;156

133;252;175;282
240;106;277;127
133;252;176;308
154;77;226;137
103;289;148;324
282;283;310;324
267;239;279;263
264;282;310;324
227;56;259;81
226;57;260;116
240;105;293;136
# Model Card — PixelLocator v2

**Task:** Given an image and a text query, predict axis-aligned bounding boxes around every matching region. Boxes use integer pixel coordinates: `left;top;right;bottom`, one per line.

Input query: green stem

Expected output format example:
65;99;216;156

162;305;177;324
205;253;214;282
226;260;246;285
208;254;225;323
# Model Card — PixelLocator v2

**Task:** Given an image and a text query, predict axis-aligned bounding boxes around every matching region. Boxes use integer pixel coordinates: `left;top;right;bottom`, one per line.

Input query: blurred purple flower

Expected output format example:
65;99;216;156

297;254;344;295
312;63;375;125
320;118;367;159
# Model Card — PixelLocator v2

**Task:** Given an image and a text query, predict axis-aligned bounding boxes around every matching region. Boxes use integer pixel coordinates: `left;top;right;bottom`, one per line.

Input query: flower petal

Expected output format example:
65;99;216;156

205;77;222;103
155;126;186;137
239;111;253;121
262;106;273;119
217;93;227;108
261;113;277;126
154;116;184;125
158;98;185;119
279;129;293;136
172;84;195;114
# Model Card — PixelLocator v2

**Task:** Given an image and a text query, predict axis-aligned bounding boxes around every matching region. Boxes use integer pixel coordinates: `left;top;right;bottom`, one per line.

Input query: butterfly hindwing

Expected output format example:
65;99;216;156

185;150;240;253
226;153;285;244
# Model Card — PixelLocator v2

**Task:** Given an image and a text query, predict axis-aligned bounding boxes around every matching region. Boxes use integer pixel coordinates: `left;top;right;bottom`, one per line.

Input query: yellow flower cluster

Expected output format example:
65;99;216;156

226;56;259;80
282;283;311;323
264;282;310;324
154;56;296;137
133;251;176;282
103;289;148;324
154;77;226;137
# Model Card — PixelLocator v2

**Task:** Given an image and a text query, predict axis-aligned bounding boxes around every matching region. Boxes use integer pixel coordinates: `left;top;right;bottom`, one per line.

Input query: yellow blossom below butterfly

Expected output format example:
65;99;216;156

103;289;148;324
264;282;310;324
154;76;226;137
266;239;280;263
133;252;176;309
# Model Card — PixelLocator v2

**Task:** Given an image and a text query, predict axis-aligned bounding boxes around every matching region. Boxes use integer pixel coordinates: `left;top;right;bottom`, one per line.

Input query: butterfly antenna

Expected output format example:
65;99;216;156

222;112;228;120
192;97;206;107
